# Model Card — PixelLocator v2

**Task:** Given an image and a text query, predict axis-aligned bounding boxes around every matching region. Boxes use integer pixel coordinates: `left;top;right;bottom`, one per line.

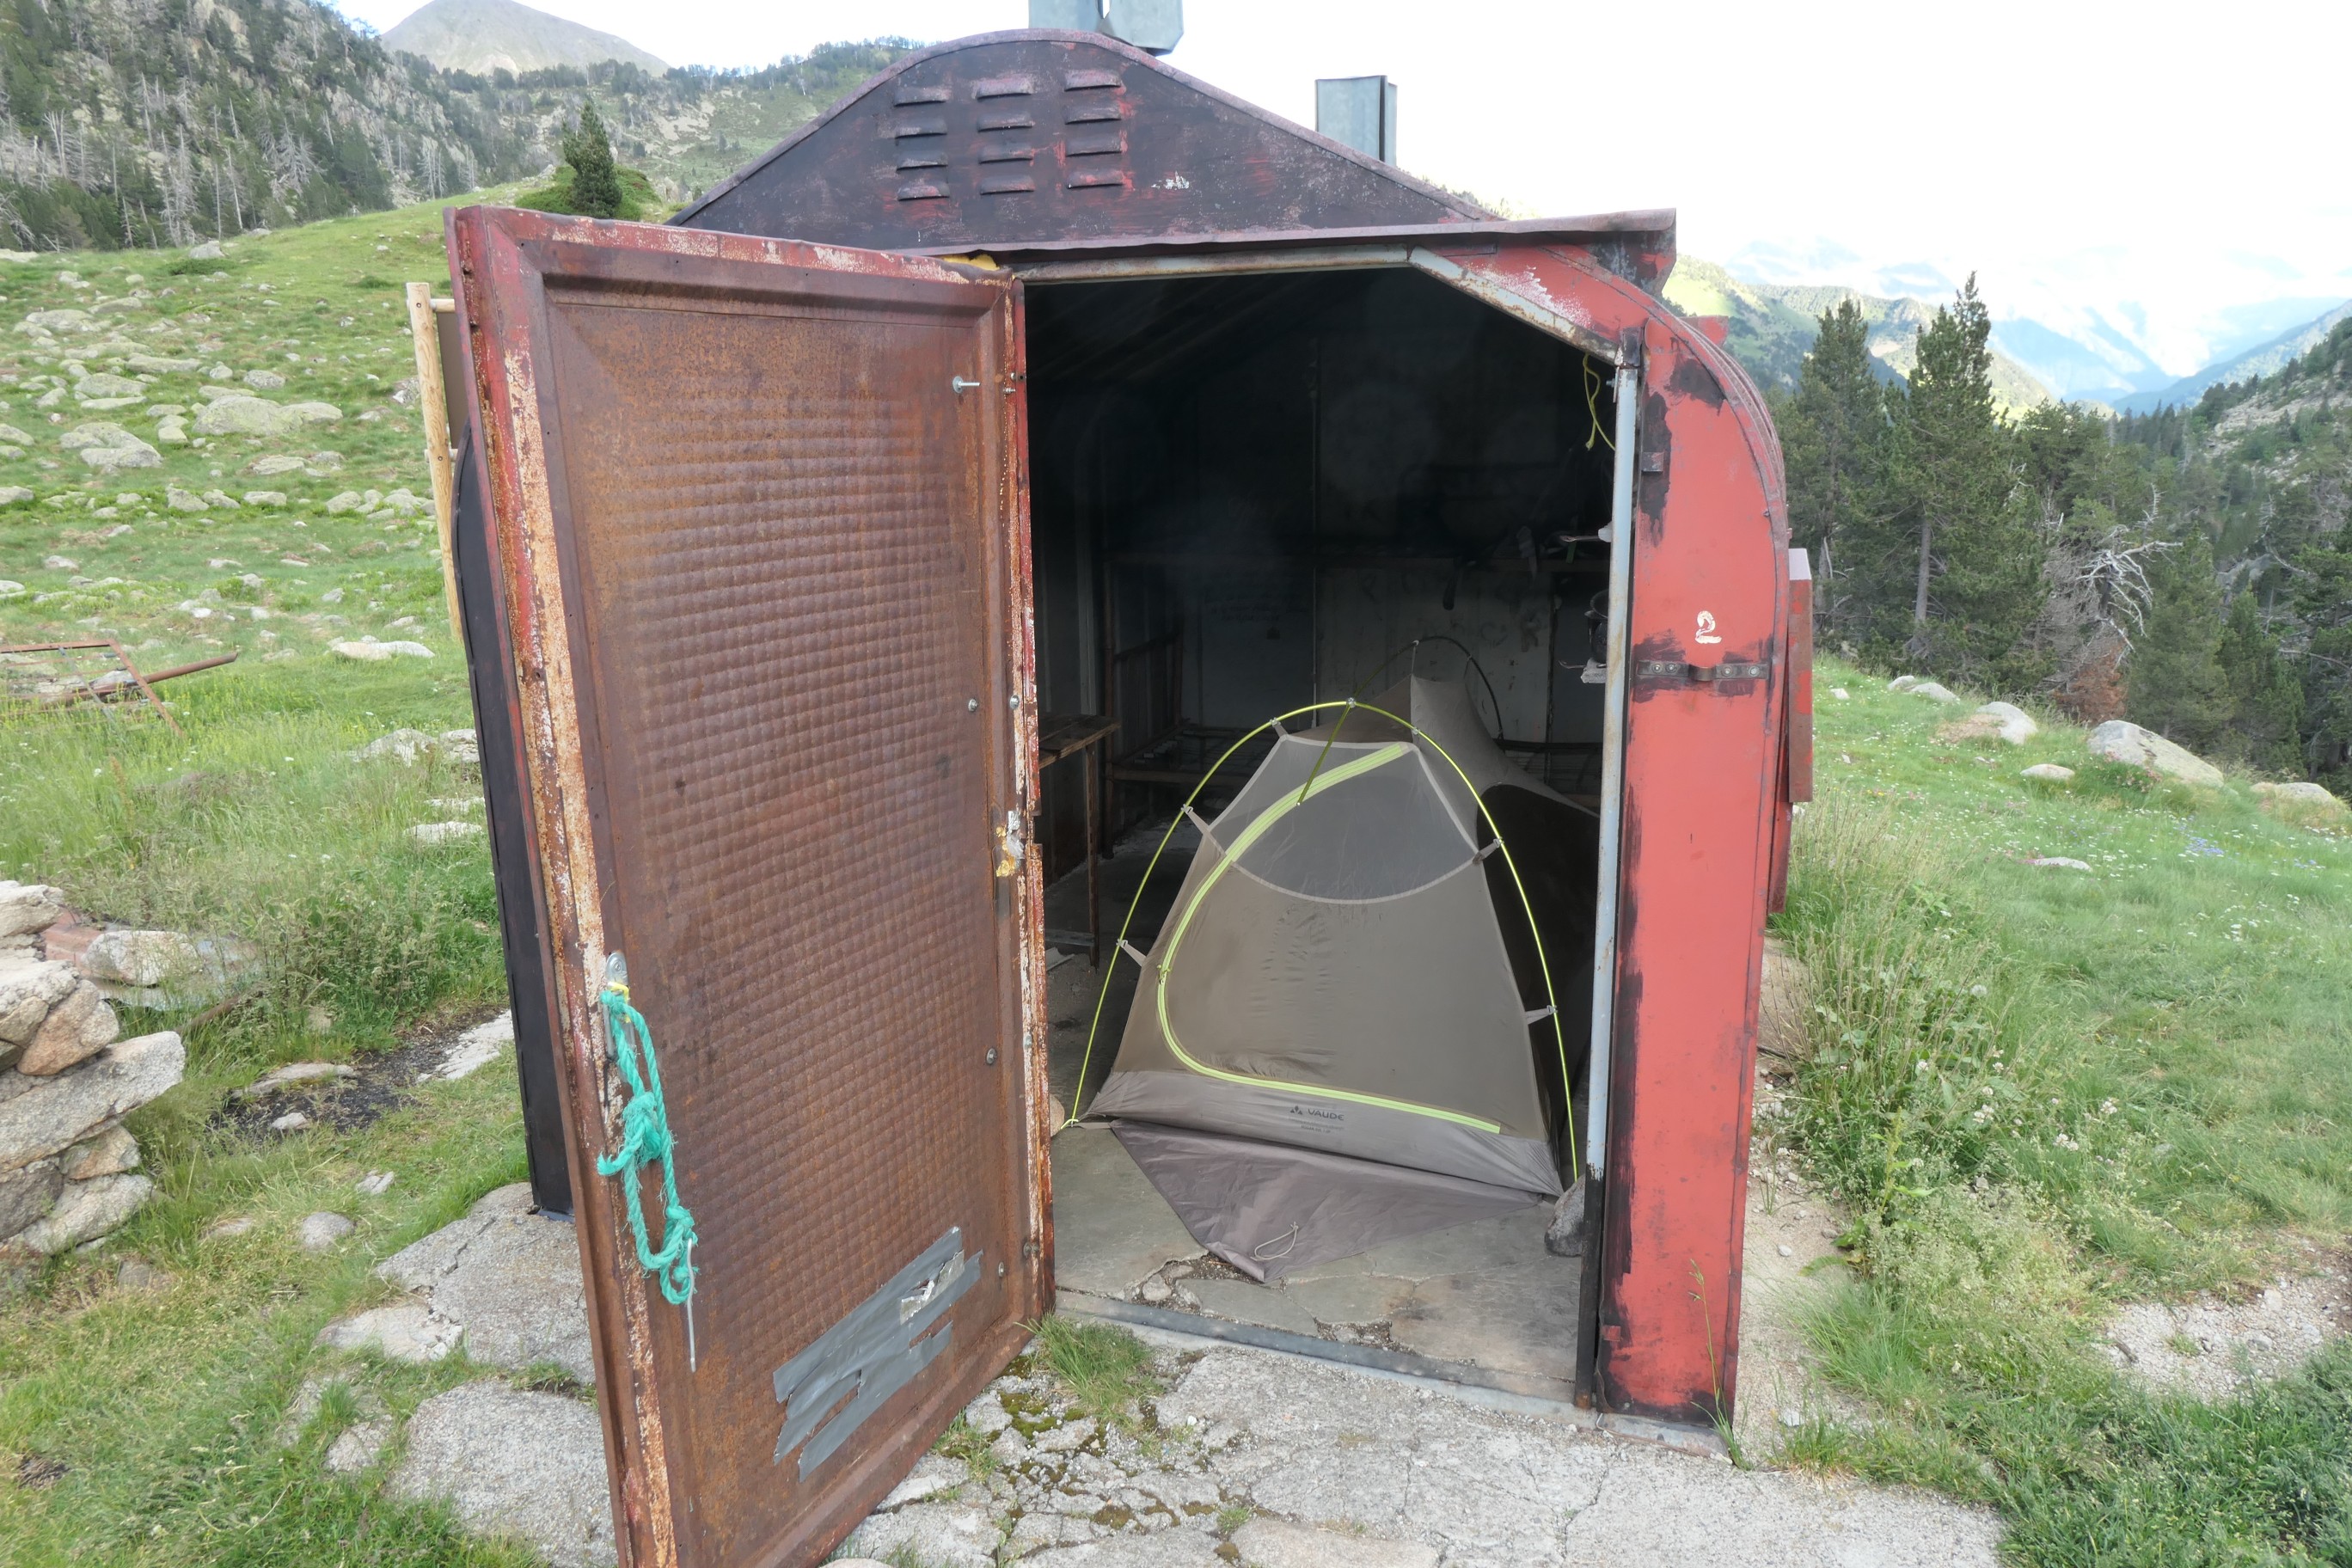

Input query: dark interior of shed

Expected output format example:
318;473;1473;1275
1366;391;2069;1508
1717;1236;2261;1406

1026;265;1620;891
1027;265;1618;1393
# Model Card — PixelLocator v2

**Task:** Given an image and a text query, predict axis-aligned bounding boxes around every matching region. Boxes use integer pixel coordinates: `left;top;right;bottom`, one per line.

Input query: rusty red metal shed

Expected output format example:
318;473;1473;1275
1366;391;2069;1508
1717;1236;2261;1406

442;28;1804;1568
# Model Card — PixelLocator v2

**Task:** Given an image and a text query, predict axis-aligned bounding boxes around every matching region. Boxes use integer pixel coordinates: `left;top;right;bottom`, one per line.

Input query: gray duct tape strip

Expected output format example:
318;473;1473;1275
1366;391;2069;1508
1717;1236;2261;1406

771;1228;979;1477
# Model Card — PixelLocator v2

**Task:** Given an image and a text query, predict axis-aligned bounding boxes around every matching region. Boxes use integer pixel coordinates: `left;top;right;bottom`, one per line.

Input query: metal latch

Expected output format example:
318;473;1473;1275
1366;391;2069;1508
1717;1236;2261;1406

1636;660;1767;683
993;810;1025;877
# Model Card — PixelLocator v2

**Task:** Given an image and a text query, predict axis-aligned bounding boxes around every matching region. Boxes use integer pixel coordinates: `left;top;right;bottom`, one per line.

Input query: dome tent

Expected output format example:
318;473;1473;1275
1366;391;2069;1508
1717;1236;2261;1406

1085;675;1598;1280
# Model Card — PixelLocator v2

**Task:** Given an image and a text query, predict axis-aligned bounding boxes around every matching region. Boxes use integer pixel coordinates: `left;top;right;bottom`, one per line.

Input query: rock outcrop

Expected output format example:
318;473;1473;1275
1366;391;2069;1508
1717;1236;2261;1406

0;883;185;1259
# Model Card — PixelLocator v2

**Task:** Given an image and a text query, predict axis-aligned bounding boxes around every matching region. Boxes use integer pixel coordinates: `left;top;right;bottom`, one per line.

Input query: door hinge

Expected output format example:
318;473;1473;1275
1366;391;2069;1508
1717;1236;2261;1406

1636;660;1767;684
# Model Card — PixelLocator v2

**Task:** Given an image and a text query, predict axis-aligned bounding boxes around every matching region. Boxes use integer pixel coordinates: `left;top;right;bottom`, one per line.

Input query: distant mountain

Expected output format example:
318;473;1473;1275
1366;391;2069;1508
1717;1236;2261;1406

0;0;904;252
382;0;666;77
1663;258;2054;412
2115;301;2352;414
1986;315;2170;406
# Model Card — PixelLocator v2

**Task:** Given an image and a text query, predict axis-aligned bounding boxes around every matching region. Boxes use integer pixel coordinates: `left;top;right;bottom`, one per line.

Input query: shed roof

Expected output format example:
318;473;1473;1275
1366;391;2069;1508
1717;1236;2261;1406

671;30;1675;287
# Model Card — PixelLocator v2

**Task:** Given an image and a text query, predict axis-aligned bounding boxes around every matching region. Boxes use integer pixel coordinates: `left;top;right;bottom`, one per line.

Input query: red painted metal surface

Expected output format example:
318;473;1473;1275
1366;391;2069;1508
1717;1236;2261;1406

1768;551;1815;913
447;207;1048;1568
1430;243;1789;1425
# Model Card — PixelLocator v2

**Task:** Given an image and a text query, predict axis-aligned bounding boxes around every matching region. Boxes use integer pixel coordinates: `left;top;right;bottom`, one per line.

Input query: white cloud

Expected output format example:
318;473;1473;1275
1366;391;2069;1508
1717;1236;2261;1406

341;0;2352;379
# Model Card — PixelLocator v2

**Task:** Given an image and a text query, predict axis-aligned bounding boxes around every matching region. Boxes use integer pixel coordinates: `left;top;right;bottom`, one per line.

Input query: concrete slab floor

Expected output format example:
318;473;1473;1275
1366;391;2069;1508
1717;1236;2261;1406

1050;1126;1581;1394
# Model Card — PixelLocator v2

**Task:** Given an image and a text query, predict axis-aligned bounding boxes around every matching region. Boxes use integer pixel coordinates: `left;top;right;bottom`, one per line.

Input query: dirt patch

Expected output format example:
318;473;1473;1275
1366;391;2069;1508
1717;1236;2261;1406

2104;1261;2352;1399
208;1005;505;1141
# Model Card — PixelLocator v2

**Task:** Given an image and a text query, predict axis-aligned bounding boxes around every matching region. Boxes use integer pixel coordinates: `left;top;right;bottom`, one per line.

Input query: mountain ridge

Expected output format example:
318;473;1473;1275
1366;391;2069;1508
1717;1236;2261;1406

381;0;667;77
2116;301;2352;415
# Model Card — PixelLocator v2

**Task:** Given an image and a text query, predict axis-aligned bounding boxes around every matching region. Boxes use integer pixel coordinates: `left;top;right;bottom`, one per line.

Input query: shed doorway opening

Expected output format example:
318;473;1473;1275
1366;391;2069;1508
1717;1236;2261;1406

1025;263;1623;1400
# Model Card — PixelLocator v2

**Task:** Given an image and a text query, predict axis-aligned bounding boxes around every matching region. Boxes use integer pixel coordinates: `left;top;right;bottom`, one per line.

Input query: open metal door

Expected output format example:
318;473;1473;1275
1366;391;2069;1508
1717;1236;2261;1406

447;206;1047;1568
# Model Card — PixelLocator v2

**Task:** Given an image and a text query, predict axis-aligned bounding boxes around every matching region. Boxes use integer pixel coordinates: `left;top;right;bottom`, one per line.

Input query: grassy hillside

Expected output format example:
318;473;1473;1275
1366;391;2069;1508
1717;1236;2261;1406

1776;668;2352;1559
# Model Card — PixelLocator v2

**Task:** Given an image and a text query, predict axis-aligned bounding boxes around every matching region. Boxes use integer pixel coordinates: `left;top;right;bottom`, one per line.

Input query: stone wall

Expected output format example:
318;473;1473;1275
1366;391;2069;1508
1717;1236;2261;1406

0;881;183;1259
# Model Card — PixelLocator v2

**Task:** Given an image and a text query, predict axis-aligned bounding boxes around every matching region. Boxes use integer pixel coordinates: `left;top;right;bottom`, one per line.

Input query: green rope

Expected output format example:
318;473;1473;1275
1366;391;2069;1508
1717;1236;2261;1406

596;969;699;1308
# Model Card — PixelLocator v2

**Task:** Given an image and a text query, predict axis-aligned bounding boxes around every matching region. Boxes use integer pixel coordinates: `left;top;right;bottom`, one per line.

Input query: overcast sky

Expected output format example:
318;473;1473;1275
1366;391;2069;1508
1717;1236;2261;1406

340;0;2351;374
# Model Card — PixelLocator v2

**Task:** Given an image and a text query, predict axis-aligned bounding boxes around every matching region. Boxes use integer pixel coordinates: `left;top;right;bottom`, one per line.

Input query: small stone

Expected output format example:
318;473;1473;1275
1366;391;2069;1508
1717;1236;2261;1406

298;1211;354;1251
1780;1407;1805;1429
187;240;224;260
1777;1244;1793;1258
357;1170;396;1197
242;489;287;505
1139;1271;1173;1304
1908;681;1963;704
989;1427;1029;1467
243;369;286;390
2030;857;2092;872
407;821;485;846
2022;763;2075;784
80;928;206;989
271;1110;312;1132
236;1060;358;1099
326;1418;394;1474
325;489;364;515
1034;1416;1096;1454
1888;675;1919;690
116;1257;173;1292
165;486;208;512
1829;687;1850;700
203;1216;257;1241
440;729;481;763
0;882;66;941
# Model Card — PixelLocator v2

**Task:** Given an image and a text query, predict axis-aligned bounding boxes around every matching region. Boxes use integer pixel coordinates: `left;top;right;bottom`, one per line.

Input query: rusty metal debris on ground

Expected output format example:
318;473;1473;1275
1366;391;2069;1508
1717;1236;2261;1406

0;640;238;738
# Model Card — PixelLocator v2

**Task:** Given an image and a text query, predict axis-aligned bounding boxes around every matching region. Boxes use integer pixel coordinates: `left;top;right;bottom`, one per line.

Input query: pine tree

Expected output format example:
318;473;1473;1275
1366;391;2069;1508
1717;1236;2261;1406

1780;300;1885;638
561;101;622;219
2216;591;2305;774
2125;533;2230;750
1879;277;2041;683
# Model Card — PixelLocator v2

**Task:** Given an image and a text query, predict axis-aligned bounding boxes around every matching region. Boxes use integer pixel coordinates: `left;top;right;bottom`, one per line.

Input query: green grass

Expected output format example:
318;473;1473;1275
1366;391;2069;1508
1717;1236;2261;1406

1777;659;2352;1561
1029;1315;1162;1430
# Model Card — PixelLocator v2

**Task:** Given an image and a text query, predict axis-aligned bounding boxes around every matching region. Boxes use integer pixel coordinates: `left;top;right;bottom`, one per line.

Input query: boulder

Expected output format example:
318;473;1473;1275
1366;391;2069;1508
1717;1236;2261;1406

190;396;284;437
1908;682;1963;704
0;1161;63;1237
331;640;432;661
1889;676;1919;691
87;443;162;472
0;425;28;445
325;490;364;515
441;730;481;764
2253;781;2349;825
0;1032;185;1172
356;728;438;764
248;454;305;476
285;401;341;426
2021;763;2076;784
1975;701;2039;744
2086;720;2225;787
80;929;202;989
59;421;135;451
76;373;144;399
187;241;224;260
0;488;32;506
243;369;286;390
60;1125;139;1180
0;882;64;942
17;1173;155;1253
18;982;118;1076
125;353;198;374
0;960;80;1047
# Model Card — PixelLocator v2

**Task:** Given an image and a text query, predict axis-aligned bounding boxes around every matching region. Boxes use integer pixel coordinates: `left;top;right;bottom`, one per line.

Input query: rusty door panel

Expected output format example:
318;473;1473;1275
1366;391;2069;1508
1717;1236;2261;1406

1428;243;1789;1427
448;207;1046;1568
